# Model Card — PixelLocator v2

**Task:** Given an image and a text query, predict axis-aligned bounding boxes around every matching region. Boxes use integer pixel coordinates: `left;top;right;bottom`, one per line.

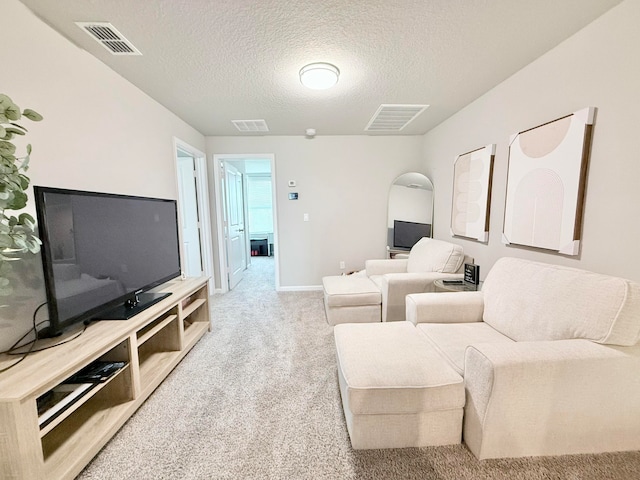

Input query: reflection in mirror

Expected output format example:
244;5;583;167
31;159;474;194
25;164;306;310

387;172;434;255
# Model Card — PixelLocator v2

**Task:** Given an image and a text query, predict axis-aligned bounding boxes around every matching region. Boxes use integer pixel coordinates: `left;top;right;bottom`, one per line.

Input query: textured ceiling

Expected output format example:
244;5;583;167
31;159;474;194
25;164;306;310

19;0;621;136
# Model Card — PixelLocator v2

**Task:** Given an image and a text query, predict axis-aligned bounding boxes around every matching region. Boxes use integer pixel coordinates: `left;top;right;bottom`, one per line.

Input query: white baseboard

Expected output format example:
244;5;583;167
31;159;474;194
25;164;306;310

276;285;323;292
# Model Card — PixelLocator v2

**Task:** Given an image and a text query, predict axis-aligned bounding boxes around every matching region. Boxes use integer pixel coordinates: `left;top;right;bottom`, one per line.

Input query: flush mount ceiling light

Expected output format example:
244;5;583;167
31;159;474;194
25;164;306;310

299;63;339;90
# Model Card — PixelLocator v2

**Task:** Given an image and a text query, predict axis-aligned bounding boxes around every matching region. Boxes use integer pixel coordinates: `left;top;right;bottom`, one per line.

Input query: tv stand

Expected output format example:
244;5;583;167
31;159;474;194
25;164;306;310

0;276;210;480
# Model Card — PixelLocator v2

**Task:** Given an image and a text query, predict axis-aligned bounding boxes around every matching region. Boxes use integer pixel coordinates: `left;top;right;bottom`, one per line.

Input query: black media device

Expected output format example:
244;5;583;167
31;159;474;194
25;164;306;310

464;263;480;285
34;186;182;338
393;220;432;249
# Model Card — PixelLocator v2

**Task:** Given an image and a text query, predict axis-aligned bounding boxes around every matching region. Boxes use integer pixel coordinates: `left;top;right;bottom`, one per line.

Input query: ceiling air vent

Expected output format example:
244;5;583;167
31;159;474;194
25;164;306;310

231;119;269;133
75;22;142;55
365;104;429;132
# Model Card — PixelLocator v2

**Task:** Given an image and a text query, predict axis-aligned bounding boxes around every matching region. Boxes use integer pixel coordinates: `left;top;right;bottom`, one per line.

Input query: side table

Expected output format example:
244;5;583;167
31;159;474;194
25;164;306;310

434;279;482;292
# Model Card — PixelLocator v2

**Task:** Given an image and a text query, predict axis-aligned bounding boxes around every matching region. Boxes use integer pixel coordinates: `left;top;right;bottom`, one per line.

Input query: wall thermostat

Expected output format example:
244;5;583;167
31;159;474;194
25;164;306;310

288;180;296;187
288;192;299;200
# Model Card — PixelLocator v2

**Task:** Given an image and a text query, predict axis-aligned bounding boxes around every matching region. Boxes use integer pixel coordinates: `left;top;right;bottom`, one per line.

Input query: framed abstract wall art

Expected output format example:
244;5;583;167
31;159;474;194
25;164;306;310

502;107;595;255
450;144;495;242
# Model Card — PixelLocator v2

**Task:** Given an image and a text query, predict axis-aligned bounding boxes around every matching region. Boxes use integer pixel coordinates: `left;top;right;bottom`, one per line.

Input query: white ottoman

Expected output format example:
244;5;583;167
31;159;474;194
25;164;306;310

322;275;382;326
334;322;465;449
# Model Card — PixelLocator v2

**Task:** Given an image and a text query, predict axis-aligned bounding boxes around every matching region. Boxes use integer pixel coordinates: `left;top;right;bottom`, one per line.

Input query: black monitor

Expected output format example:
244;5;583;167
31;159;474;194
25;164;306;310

34;186;182;337
393;220;431;249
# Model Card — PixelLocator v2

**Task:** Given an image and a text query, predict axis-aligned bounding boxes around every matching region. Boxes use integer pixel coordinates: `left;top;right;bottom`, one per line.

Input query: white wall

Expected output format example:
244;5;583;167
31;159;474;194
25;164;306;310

423;0;640;282
207;135;424;288
1;0;205;350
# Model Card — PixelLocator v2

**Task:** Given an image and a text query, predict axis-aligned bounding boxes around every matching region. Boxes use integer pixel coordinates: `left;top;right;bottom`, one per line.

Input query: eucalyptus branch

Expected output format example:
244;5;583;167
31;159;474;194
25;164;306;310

0;93;43;295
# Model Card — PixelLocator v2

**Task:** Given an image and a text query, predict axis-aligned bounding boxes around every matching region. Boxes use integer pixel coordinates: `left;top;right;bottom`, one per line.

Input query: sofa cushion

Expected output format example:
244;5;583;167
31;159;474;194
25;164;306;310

482;257;640;346
406;238;464;274
416;322;514;374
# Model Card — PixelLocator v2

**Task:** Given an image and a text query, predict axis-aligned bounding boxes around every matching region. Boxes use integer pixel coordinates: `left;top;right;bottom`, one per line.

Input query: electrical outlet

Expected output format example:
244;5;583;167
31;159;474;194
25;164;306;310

339;261;345;269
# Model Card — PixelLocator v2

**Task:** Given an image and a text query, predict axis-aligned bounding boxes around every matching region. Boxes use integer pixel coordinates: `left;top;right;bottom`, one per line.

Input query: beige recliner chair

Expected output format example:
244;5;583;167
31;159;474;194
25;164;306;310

323;237;469;325
366;237;471;322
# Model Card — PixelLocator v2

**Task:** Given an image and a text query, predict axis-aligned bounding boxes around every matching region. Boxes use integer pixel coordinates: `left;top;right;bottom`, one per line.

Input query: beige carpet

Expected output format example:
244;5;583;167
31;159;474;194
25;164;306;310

78;257;640;479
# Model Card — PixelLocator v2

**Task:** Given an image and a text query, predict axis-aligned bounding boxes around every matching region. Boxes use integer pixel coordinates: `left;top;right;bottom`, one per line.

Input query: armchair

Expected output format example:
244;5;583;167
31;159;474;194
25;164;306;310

365;237;471;322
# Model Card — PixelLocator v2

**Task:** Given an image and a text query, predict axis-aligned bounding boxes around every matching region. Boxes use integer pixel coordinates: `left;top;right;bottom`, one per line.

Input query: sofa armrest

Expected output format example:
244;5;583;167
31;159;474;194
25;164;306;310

405;291;484;325
464;340;640;459
379;272;465;322
365;258;408;276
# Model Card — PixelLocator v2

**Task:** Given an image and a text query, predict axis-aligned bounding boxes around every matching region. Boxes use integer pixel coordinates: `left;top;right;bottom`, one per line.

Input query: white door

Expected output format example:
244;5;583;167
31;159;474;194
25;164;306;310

177;155;203;277
224;163;246;289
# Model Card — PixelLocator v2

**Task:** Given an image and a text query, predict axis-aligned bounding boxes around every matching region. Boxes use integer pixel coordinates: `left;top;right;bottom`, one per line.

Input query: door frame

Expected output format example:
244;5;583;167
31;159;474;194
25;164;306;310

213;153;279;293
173;137;214;292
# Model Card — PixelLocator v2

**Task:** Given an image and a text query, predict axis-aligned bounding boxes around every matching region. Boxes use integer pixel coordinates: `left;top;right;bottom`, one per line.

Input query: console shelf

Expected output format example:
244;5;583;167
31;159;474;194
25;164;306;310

137;314;178;346
0;276;210;480
38;363;130;437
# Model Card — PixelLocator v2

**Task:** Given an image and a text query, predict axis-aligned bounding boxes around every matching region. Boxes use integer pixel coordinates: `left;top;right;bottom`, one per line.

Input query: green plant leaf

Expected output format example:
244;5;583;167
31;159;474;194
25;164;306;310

0;125;5;138
0;141;16;156
1;153;16;163
18;155;30;172
0;94;13;106
18;212;36;227
7;190;27;210
4;126;26;136
12;236;27;250
3;102;20;121
26;237;41;253
0;94;14;124
23;109;43;122
8;122;27;131
18;174;30;190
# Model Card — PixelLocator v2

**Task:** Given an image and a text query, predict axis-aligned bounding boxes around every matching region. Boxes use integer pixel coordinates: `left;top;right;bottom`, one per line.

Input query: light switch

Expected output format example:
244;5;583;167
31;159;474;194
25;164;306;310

304;213;309;222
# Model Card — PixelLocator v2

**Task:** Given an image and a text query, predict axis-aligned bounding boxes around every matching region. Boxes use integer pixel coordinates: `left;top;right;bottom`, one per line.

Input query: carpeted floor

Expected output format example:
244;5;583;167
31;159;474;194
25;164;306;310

78;257;640;479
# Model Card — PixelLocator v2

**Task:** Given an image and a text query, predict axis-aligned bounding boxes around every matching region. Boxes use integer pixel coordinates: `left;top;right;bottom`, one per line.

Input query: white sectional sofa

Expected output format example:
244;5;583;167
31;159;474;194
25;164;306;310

334;257;640;458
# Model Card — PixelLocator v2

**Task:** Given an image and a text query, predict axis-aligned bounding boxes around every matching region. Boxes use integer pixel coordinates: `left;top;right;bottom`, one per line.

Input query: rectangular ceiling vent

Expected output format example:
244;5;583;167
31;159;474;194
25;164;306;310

365;104;429;132
75;22;142;55
232;119;269;133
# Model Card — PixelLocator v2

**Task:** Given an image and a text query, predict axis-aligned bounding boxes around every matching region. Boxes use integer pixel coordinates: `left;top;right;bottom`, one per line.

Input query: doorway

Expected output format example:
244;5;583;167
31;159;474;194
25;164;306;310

174;139;214;291
213;154;279;292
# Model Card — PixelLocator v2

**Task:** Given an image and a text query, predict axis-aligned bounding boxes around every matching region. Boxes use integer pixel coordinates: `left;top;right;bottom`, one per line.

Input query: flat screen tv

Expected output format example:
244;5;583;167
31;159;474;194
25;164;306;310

393;220;431;249
34;186;182;338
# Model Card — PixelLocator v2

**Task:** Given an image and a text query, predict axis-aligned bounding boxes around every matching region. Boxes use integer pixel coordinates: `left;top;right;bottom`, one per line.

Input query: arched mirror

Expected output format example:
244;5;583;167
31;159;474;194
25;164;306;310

387;172;434;256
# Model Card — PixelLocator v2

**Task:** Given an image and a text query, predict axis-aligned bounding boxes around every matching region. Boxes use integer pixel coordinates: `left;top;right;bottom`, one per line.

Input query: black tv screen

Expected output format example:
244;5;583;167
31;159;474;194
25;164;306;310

393;220;431;249
34;186;182;337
